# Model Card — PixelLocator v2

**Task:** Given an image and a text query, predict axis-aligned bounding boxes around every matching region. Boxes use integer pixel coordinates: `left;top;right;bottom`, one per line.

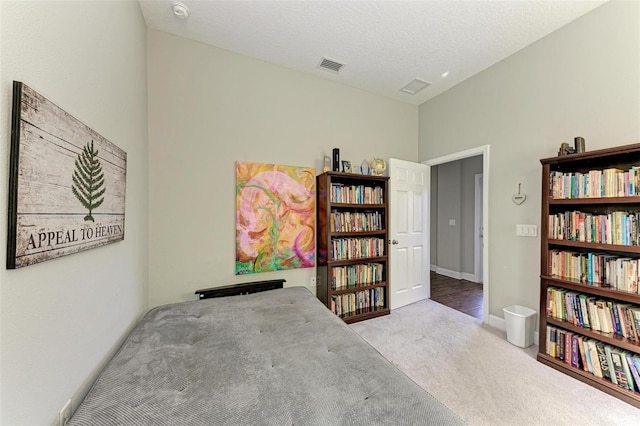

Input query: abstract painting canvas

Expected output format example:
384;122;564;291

236;161;315;274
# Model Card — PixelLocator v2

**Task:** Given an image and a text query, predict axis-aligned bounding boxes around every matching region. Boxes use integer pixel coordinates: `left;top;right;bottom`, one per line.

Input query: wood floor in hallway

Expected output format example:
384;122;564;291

430;271;483;320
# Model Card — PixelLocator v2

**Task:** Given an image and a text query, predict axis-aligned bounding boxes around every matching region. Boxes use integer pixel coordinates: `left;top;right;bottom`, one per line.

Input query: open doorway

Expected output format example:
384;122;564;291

424;146;489;323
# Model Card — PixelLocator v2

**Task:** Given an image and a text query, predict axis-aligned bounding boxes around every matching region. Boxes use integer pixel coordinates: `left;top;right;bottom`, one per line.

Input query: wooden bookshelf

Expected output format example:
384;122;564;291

539;143;640;408
316;171;390;324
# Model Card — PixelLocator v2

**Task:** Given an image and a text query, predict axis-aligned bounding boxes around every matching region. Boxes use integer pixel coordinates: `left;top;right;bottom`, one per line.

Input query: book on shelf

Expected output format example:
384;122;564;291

603;345;618;386
330;210;383;233
547;250;640;294
582;337;593;374
549;166;640;199
330;183;384;204
571;333;580;368
596;341;612;381
330;262;384;290
610;349;633;391
330;287;385;318
627;353;640;392
331;237;385;260
546;324;640;392
547;286;640;341
587;339;603;378
548;210;640;247
547;326;557;358
577;335;588;372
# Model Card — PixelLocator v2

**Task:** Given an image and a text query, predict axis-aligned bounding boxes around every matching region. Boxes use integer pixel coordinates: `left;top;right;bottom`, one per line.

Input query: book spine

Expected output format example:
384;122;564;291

596;341;612;381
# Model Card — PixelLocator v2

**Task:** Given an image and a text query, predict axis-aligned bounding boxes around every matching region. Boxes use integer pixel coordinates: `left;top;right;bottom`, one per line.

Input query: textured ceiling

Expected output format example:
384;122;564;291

139;0;607;105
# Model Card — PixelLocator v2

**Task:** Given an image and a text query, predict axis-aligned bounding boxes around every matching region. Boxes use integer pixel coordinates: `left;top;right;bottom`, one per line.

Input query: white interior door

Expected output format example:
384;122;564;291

389;158;430;309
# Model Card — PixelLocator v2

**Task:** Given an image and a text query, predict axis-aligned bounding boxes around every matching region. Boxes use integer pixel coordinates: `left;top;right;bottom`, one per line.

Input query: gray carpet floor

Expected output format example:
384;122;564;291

350;299;640;425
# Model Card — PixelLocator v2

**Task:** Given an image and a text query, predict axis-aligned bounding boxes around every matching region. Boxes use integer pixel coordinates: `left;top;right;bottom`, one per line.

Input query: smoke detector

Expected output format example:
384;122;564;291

318;57;345;73
400;78;431;95
172;2;190;19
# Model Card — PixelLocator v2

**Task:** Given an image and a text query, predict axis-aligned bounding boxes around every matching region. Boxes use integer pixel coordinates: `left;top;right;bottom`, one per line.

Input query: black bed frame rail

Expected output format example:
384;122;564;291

195;279;286;300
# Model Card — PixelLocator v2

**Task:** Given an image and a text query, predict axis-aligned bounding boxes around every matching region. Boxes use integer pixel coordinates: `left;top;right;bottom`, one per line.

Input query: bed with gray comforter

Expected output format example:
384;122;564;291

69;286;463;425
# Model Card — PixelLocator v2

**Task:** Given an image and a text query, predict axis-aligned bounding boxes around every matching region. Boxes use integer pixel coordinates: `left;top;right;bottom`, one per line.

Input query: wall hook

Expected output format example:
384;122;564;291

512;183;527;205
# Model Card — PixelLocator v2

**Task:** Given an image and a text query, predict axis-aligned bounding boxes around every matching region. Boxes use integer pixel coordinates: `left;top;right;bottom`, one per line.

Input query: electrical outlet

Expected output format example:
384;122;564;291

310;276;316;287
59;399;72;426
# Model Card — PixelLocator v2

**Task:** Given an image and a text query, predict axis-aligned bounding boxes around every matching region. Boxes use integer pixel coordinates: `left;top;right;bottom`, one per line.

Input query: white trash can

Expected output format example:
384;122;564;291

503;305;537;348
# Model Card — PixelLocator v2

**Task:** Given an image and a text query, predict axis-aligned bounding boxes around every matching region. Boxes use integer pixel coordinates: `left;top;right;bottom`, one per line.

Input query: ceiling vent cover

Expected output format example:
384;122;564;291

400;78;432;95
318;57;345;73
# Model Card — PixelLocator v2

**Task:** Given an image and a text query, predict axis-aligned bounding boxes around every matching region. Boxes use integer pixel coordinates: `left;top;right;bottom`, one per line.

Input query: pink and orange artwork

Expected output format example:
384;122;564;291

236;161;315;274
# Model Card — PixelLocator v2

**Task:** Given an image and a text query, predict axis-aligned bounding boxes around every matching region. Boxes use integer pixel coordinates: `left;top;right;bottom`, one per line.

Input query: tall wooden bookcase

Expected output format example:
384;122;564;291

316;171;390;324
539;143;640;408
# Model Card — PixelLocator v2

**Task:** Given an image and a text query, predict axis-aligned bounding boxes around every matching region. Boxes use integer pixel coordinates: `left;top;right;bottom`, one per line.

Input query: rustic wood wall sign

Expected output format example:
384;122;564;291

7;82;126;269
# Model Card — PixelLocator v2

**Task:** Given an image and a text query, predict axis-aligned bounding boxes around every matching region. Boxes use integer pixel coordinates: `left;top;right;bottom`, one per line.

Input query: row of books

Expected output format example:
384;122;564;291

330;184;384;204
331;238;385;261
549;167;640;199
548;210;640;246
330;287;385;318
547;286;640;340
331;263;384;290
330;210;384;233
546;325;640;392
549;249;640;293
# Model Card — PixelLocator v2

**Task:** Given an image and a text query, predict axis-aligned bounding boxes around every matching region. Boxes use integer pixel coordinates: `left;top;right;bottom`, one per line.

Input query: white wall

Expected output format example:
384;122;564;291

460;156;483;275
0;1;148;424
147;30;418;307
432;156;483;276
436;161;462;272
419;0;640;318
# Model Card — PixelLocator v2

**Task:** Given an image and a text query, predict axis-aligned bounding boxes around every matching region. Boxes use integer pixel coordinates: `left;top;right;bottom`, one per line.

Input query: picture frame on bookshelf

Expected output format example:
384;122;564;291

342;161;352;173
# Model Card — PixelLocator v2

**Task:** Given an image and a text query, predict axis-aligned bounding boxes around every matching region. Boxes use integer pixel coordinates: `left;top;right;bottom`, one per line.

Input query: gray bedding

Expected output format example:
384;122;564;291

70;287;463;425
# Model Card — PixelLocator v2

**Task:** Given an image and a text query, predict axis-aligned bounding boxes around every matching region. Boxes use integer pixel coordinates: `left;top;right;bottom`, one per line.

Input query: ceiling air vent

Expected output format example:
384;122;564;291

318;57;345;73
400;78;432;95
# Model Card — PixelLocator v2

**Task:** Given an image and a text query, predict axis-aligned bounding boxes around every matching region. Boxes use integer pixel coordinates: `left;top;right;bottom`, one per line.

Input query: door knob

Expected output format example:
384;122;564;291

390;239;399;245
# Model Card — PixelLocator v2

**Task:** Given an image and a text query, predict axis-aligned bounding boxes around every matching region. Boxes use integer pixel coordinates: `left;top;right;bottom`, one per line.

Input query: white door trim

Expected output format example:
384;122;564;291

424;145;490;324
474;173;483;284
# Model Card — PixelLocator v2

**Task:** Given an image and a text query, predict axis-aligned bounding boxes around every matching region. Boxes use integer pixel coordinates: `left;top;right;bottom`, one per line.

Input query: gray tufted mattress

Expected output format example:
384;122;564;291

69;286;463;425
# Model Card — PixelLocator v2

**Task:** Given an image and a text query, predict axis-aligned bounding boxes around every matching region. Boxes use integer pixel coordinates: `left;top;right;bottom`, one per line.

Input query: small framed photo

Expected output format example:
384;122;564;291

342;160;352;173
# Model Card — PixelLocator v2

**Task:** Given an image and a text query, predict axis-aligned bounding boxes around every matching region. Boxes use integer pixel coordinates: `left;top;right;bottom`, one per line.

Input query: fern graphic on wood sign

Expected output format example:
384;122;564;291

72;140;105;222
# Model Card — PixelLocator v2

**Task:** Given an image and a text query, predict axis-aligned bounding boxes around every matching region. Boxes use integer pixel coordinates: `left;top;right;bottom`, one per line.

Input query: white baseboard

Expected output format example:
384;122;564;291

434;267;461;280
489;314;506;331
432;267;480;283
461;272;476;282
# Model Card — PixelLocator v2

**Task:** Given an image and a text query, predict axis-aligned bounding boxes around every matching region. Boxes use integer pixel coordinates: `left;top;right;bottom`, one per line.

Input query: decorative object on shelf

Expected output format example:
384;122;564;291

360;159;370;175
323;155;331;172
558;142;576;156
7;81;127;269
235;161;315;275
370;158;387;176
342;160;352;173
512;183;526;205
332;148;340;172
574;136;586;153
